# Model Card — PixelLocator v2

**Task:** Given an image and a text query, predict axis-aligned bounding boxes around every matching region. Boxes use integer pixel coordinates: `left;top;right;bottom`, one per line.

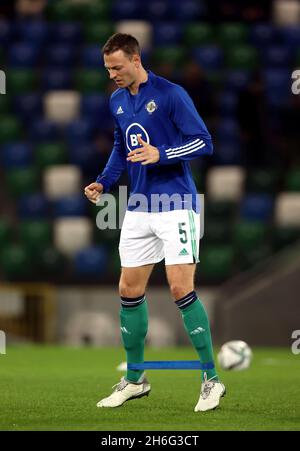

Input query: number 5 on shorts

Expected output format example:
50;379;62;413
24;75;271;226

178;222;188;244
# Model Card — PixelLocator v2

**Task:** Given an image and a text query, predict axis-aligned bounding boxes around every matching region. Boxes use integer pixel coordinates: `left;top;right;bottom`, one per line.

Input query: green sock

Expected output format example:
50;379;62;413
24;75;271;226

120;295;148;383
176;291;218;381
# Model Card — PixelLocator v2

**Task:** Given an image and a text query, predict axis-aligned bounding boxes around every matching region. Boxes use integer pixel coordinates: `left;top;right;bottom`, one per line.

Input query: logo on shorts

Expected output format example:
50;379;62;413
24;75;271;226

179;248;189;256
145;100;158;114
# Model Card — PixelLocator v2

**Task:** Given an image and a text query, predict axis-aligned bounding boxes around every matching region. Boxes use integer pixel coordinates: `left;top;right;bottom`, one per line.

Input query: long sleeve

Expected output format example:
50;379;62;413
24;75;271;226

157;85;213;165
96;121;126;193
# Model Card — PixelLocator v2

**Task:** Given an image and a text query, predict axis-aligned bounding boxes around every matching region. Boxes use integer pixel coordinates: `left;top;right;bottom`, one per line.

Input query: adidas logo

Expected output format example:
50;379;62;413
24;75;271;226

179;248;189;256
120;327;131;335
117;106;124;114
190;326;206;335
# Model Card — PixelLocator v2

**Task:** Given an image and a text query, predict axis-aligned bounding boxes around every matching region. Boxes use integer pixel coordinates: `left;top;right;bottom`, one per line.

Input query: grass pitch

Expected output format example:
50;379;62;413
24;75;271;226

0;346;299;431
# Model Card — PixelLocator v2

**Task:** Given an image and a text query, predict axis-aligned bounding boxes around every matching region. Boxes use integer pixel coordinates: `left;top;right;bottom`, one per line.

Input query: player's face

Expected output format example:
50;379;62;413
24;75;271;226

104;50;140;89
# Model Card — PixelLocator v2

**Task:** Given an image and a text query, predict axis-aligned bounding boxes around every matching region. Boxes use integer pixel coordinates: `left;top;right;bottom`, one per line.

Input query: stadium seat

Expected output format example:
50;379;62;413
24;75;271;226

0;115;22;144
44;165;82;200
225;70;251;91
7;69;37;94
275;193;300;226
199;245;235;282
240;194;274;221
273;0;300;26
226;45;258;70
144;0;171;20
0;219;10;247
37;246;66;277
184;23;214;46
29;118;60;142
216;118;240;142
75;69;108;93
68;143;105;177
246;169;280;193
8;43;40;68
285;169;300;191
19;220;52;252
74;245;108;276
112;0;141;20
250;23;275;47
13;93;42;121
35;142;67;169
6;167;39;197
116;21;152;50
272;225;300;251
51;22;82;44
0;20;12;45
280;25;300;48
81;94;109;118
172;0;205;21
18;192;49;219
42;68;72;91
212;143;242;165
262;45;293;68
54;217;93;256
65;118;95;143
47;1;78;21
205;200;237;224
1;142;33;168
82;1;111;22
218;91;238;116
204;219;232;244
263;69;291;108
0;243;32;279
81;45;104;68
218;23;248;47
45;44;76;67
44;91;80;124
233;221;268;252
53;195;87;218
153;22;183;46
152;47;186;67
192;46;224;71
0;95;10;115
84;22;114;44
207;166;246;201
18;20;48;44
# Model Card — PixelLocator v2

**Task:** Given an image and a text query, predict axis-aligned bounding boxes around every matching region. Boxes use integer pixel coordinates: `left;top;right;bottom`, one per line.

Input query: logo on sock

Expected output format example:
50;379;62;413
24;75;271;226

120;327;132;335
190;326;206;335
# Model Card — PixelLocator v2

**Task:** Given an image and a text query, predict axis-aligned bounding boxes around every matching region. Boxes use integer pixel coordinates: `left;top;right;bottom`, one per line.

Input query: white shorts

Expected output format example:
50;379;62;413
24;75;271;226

119;209;200;267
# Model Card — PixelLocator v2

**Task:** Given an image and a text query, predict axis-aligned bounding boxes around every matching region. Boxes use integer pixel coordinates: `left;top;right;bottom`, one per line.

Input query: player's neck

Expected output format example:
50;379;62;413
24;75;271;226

128;68;148;95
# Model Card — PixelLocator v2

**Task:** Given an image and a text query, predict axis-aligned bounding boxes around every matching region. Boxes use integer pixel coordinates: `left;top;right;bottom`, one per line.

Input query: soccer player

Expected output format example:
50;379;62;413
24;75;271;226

84;34;225;412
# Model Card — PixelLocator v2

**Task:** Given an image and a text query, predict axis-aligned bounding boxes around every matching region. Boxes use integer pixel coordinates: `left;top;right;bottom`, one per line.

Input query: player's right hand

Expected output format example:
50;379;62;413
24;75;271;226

84;182;104;204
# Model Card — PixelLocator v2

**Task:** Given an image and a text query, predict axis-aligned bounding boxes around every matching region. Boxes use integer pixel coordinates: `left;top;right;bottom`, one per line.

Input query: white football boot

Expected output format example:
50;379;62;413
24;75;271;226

194;373;226;412
97;374;151;408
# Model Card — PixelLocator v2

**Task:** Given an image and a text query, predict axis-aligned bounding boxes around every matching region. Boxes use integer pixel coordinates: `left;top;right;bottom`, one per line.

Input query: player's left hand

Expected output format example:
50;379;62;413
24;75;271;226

127;136;160;165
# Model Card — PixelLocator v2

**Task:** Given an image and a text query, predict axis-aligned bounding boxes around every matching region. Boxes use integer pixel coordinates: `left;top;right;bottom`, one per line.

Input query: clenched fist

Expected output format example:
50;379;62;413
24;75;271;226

84;182;104;204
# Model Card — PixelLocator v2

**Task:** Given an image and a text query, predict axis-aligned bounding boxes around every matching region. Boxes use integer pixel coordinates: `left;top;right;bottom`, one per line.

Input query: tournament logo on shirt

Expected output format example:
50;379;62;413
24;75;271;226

145;100;158;114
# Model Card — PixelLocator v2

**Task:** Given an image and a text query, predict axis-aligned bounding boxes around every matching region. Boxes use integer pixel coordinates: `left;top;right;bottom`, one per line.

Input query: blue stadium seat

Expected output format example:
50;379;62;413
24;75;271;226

172;0;205;20
81;45;104;68
153;22;183;46
262;45;293;68
280;26;300;49
45;44;76;67
8;43;40;67
0;20;12;44
18;193;49;218
53;195;87;217
218;91;238;116
263;69;291;108
1;142;33;168
50;22;81;43
240;194;274;221
81;94;109;118
29;119;60;142
145;0;171;20
112;0;141;20
212;143;242;165
42;68;72;90
216;119;240;142
69;143;105;176
192;46;224;71
65;119;94;144
225;70;251;91
18;21;48;44
249;23;275;47
13;93;42;121
74;245;108;276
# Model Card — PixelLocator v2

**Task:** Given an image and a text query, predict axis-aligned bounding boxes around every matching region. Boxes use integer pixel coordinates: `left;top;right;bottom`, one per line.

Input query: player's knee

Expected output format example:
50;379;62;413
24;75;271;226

169;283;193;301
119;282;144;298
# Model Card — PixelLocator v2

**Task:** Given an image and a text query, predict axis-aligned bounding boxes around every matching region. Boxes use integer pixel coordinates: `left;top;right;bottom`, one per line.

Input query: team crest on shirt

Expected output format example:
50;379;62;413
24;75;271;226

145;100;158;114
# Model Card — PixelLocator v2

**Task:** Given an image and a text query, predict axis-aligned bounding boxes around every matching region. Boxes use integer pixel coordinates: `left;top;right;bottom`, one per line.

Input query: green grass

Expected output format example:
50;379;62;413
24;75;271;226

0;346;299;431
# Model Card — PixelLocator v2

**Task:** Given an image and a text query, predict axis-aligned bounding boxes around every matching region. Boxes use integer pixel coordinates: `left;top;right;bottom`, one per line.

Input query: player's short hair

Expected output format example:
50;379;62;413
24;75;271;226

102;33;141;58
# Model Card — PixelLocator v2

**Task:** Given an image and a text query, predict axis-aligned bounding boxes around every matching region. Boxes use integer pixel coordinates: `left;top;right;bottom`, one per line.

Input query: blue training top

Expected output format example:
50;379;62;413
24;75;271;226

96;71;213;213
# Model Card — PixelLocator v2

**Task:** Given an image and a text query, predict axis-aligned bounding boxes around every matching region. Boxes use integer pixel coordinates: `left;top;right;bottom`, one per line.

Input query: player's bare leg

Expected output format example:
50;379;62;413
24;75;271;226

166;263;225;411
97;265;154;408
